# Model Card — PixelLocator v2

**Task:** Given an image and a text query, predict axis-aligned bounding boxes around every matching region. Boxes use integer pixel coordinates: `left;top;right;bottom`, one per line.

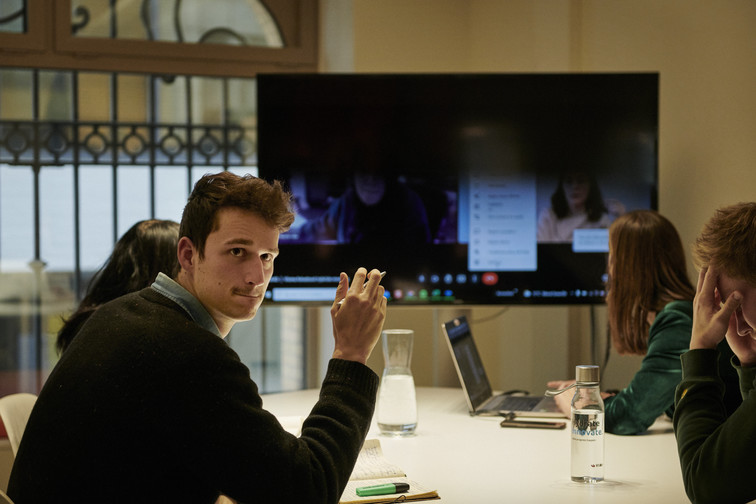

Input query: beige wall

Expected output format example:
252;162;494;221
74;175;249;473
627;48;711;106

319;0;756;394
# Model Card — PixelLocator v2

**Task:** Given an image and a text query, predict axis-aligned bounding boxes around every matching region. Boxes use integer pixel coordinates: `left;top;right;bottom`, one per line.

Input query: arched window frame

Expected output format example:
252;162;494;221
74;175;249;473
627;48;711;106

0;0;318;77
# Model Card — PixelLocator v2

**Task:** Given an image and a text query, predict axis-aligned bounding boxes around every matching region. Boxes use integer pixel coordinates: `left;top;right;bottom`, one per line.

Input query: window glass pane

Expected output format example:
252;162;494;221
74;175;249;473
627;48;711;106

79;165;114;270
278;306;305;391
78;73;112;122
178;0;282;47
39;166;75;272
227;317;264;386
39;71;73;122
115;0;148;40
71;0;111;38
0;164;34;268
228;78;257;126
117;165;152;236
38;169;77;354
117;74;150;123
0;0;26;34
0;69;33;120
155;76;187;124
192;77;224;126
227;306;305;393
155;166;189;222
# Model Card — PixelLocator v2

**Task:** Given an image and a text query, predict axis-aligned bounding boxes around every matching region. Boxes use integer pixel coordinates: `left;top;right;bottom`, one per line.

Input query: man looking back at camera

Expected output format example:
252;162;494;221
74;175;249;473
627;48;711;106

9;171;387;504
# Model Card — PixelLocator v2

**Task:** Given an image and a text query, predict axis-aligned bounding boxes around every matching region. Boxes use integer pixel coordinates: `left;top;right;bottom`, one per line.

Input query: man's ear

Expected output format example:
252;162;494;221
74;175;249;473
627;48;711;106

177;236;197;273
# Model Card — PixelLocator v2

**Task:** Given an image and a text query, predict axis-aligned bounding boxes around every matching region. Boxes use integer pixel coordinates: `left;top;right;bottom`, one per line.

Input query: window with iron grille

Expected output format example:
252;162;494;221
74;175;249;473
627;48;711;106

0;0;317;395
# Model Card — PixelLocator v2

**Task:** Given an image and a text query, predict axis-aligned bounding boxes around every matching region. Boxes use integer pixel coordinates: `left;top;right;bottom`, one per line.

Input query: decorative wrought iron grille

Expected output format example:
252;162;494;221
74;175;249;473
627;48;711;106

0;120;255;167
0;67;259;274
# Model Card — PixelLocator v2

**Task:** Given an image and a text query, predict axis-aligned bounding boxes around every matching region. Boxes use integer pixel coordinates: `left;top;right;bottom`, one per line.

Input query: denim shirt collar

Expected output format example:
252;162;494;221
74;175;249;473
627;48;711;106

151;272;222;337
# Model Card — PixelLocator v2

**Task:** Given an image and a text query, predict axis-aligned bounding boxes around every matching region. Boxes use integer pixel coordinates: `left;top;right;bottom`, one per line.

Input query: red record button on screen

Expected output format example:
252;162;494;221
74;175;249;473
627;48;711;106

481;272;498;285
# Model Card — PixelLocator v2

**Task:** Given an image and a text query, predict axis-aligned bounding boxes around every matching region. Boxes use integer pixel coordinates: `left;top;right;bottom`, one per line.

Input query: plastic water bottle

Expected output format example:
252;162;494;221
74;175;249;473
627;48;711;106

570;365;604;483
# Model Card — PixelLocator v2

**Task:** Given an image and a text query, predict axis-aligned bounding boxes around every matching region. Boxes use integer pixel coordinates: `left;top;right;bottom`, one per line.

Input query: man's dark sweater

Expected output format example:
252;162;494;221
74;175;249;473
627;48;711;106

8;287;378;504
673;349;756;504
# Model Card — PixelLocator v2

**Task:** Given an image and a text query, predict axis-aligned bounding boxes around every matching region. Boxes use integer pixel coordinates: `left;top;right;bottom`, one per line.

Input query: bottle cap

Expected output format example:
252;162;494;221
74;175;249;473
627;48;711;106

575;365;600;384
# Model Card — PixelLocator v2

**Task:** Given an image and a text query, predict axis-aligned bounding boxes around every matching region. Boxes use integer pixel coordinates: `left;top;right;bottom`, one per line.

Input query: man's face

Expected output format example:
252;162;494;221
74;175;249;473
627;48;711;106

718;272;756;340
185;207;279;336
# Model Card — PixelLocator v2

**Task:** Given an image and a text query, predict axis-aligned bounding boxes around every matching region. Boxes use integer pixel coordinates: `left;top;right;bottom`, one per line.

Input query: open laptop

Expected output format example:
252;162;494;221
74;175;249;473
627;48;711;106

442;316;564;418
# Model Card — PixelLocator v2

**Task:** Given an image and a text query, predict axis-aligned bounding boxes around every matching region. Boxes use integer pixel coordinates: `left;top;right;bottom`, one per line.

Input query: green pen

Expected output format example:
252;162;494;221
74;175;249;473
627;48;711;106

355;482;410;497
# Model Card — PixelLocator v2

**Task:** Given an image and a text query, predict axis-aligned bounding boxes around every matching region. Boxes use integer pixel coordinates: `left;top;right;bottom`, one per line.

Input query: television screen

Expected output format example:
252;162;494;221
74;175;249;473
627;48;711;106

257;73;658;305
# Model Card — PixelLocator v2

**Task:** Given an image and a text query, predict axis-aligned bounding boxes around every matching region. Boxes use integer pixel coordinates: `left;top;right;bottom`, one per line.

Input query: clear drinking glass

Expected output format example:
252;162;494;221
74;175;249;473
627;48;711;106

376;329;418;436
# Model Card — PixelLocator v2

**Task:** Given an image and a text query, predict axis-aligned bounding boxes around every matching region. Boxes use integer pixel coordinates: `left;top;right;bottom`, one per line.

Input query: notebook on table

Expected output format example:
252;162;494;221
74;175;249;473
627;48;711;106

442;315;565;418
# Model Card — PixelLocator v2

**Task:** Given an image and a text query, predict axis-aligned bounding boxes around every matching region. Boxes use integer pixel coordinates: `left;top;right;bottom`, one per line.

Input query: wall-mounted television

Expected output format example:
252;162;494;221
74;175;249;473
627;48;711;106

257;72;658;305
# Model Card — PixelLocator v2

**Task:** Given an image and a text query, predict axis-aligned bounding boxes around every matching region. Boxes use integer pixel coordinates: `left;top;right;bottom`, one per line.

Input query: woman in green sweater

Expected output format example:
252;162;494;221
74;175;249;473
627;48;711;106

549;210;740;434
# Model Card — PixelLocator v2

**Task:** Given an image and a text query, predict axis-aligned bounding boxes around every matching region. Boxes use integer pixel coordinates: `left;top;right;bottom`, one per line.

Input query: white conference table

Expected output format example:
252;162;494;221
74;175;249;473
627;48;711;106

261;386;690;504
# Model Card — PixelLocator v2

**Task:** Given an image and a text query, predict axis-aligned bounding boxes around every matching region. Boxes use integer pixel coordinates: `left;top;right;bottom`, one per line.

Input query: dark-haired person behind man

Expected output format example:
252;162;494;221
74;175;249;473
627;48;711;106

673;202;756;504
56;218;180;354
8;172;387;504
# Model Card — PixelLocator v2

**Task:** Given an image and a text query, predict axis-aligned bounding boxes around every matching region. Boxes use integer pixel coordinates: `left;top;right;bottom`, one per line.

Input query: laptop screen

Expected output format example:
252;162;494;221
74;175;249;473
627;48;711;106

443;316;493;411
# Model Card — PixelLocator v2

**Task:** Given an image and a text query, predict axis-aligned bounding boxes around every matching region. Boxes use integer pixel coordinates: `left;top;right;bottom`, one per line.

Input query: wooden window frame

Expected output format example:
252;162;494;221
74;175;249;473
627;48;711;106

0;0;318;77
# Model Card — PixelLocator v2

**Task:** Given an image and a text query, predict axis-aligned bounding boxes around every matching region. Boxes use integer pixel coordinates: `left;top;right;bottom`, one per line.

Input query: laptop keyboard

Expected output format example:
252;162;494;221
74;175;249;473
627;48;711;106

491;395;542;411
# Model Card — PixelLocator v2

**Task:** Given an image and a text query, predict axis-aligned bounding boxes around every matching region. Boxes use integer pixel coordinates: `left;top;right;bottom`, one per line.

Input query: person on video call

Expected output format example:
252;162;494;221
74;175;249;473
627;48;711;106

8;171;388;504
537;168;623;242
298;168;432;245
673;202;756;504
547;210;740;435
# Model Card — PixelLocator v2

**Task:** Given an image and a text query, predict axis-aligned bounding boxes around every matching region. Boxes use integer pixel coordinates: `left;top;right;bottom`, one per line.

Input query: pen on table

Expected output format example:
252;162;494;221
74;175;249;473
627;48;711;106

355;482;410;497
338;271;387;305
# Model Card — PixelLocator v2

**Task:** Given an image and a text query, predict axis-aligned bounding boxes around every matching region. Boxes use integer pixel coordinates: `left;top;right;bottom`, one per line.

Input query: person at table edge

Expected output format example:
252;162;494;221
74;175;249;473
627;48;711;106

673;201;756;504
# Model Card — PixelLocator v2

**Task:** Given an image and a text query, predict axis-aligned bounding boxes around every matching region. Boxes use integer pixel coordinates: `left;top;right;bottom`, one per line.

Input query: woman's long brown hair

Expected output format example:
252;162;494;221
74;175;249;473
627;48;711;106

606;210;695;355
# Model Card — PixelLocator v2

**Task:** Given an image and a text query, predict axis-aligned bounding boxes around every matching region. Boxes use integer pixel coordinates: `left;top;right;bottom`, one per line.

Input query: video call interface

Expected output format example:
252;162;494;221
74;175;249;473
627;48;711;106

257;73;659;305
